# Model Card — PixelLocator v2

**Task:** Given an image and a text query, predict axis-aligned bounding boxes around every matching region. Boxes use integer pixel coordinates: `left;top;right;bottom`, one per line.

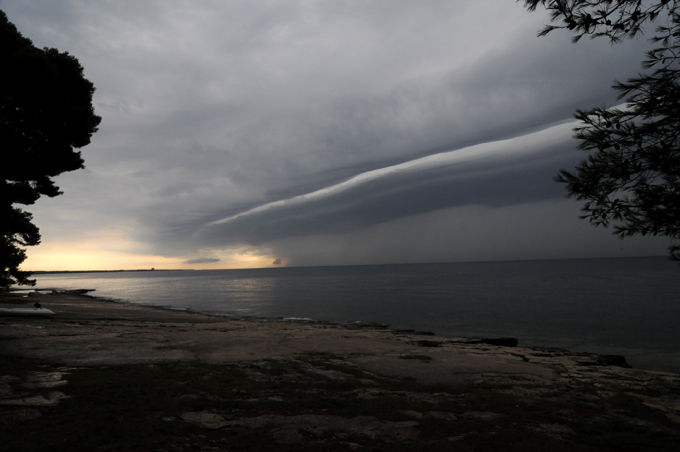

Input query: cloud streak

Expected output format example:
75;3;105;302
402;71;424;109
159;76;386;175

195;121;577;246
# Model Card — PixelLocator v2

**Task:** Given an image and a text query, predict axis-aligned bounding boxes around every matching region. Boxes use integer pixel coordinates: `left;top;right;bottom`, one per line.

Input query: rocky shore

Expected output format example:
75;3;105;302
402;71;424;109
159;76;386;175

1;292;679;451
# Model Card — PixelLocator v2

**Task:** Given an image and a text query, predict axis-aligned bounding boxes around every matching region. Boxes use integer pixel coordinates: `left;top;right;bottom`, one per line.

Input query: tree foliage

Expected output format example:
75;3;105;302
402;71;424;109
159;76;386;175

1;10;100;287
522;0;680;259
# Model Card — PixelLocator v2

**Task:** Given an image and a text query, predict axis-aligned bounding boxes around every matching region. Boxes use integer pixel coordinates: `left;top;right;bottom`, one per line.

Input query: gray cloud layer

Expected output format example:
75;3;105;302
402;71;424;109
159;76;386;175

3;0;668;266
182;257;221;265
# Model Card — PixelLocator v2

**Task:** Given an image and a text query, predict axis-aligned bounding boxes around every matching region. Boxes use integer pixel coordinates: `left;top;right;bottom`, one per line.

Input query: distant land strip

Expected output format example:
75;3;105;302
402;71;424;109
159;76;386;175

29;269;194;274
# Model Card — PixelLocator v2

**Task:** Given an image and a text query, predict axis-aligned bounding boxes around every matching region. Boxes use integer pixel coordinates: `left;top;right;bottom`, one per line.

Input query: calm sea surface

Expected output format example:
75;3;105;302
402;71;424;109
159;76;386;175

32;257;680;373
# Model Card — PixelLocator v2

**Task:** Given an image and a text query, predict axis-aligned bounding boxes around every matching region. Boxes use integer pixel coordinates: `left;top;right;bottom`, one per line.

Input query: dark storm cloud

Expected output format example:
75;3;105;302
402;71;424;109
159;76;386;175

2;0;669;266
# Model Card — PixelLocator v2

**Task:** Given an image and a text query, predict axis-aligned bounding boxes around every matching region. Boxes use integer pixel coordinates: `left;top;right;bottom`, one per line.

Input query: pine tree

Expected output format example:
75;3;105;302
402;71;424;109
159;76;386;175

522;0;680;258
1;10;100;288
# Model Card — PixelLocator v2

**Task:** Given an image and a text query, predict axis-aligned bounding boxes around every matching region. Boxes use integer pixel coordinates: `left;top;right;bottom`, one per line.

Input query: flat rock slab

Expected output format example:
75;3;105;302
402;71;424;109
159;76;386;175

0;391;69;407
181;411;231;430
0;294;676;387
180;412;420;443
349;350;557;384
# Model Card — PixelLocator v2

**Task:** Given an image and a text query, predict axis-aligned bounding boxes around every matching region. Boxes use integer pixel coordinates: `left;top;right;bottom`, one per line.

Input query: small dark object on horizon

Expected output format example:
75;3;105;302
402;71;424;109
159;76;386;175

34;302;41;309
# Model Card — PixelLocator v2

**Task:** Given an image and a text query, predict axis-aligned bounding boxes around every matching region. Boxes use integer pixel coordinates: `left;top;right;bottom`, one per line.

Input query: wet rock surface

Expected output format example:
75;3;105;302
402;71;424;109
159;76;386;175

1;293;679;451
182;412;420;443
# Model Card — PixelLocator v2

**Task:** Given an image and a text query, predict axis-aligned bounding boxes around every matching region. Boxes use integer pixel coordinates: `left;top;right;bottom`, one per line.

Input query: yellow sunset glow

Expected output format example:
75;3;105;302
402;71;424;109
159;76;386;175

25;246;183;271
23;237;278;271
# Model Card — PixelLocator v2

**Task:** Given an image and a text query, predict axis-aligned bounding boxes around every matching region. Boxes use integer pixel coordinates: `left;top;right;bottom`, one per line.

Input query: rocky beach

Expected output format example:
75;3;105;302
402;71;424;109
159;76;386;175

1;292;679;451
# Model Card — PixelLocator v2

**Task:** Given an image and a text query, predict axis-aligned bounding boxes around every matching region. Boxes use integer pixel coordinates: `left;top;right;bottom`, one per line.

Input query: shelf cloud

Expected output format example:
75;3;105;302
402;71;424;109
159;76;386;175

196;122;577;246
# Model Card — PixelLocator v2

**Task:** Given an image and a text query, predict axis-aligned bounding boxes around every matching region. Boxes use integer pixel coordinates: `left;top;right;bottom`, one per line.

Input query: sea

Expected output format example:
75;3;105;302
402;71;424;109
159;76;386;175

29;256;680;373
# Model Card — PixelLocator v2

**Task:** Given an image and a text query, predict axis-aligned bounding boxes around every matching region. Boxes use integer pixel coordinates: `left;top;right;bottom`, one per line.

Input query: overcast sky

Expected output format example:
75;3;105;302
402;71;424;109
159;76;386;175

3;0;670;270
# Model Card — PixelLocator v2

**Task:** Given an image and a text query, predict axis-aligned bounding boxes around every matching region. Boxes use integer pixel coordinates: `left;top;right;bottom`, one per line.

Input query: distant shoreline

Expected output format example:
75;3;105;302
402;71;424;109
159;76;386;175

28;268;193;274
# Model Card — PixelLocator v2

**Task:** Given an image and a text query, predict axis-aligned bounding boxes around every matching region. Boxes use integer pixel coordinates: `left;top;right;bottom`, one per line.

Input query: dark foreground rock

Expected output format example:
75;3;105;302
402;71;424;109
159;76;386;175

1;293;679;451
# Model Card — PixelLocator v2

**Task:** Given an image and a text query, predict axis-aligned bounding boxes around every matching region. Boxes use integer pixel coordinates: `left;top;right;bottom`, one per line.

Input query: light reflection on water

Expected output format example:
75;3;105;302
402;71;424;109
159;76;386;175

32;257;680;373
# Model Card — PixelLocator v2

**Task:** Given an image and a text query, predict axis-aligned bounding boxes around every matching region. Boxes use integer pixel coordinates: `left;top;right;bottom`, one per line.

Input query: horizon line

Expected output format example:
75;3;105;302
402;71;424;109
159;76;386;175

25;255;668;274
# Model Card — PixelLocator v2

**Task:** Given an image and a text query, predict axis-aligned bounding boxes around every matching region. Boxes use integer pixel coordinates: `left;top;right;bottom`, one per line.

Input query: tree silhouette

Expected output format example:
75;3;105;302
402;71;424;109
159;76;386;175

522;0;680;259
1;10;100;288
